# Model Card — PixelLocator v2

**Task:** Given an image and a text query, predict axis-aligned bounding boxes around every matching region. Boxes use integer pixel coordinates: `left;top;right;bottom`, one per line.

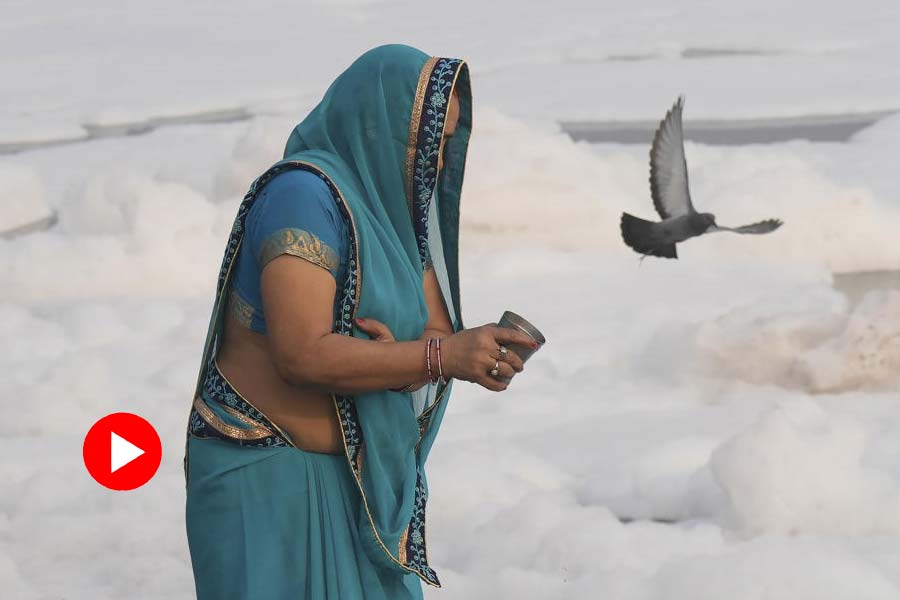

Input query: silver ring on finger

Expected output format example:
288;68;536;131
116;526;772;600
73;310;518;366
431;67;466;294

498;344;508;357
490;358;500;378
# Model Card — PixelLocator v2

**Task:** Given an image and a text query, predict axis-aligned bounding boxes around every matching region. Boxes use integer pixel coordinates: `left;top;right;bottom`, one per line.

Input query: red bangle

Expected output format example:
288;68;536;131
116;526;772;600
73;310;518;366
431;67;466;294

426;338;438;384
390;338;439;392
436;337;445;384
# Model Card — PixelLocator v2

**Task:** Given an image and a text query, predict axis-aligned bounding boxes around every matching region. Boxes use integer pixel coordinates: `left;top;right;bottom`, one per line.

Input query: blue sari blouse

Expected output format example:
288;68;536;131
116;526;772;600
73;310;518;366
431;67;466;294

227;168;432;335
228;169;350;334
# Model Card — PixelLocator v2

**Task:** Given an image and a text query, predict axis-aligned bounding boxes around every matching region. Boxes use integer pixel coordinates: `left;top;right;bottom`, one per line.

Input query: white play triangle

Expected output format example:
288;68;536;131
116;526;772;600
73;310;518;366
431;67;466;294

110;432;145;473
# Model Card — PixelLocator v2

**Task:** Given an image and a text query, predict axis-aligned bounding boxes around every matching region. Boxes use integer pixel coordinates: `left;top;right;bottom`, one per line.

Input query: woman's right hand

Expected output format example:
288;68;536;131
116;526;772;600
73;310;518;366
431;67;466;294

441;324;534;392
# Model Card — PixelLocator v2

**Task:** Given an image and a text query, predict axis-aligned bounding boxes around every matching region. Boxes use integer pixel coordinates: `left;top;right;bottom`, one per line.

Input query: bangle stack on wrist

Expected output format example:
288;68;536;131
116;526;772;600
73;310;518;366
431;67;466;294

425;337;449;385
389;337;449;392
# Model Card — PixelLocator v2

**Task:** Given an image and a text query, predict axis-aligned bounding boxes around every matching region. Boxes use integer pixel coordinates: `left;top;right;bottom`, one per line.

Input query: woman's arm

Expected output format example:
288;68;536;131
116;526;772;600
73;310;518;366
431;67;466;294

419;266;454;339
261;255;430;394
262;255;531;395
353;266;454;391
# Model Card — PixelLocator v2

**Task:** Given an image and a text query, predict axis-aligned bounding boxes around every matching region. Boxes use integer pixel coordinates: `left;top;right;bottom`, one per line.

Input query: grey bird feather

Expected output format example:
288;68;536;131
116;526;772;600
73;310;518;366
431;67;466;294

620;96;783;259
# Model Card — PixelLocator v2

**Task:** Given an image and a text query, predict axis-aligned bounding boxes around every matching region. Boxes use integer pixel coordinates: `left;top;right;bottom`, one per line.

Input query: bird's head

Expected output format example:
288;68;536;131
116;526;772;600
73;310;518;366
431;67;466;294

699;213;717;231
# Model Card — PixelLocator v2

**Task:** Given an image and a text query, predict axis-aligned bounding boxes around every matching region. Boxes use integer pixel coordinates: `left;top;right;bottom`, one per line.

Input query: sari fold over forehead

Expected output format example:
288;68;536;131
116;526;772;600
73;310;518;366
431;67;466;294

185;44;472;587
284;44;471;325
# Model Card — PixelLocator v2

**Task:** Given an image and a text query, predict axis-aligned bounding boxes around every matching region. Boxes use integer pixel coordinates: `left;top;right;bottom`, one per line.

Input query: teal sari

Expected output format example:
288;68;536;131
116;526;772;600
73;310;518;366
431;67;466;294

184;44;472;599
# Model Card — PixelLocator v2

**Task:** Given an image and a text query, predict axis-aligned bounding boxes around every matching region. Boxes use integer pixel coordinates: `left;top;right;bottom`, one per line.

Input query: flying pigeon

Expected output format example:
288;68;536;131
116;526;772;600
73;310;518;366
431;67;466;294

620;96;783;259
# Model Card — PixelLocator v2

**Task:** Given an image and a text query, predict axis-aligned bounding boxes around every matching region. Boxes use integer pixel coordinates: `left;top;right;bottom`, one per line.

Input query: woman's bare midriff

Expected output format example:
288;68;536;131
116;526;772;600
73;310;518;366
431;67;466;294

215;311;345;455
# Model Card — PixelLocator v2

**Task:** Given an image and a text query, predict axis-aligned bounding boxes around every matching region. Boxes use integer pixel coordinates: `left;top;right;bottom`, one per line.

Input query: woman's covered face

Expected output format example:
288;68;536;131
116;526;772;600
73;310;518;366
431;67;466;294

437;90;460;172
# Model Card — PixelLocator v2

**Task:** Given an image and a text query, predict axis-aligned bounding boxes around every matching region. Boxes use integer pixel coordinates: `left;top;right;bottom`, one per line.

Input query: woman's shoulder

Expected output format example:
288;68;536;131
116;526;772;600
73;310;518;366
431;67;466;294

246;167;348;273
249;167;341;225
263;168;332;198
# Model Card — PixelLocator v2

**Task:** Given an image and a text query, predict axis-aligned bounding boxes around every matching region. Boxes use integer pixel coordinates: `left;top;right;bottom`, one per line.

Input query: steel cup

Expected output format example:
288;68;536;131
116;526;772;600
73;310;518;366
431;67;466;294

495;310;546;382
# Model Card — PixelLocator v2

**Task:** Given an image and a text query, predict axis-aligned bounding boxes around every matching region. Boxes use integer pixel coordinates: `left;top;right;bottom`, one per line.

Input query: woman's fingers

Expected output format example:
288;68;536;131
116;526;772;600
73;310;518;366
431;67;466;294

485;350;522;377
496;347;524;372
494;361;517;380
354;317;395;342
444;324;534;390
490;326;537;351
483;355;515;378
478;372;508;392
475;357;515;391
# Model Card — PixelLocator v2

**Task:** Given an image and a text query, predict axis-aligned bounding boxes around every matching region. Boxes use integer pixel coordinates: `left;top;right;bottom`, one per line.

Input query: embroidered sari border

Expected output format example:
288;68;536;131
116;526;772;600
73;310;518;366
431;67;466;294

192;395;273;440
405;56;439;217
405;57;465;272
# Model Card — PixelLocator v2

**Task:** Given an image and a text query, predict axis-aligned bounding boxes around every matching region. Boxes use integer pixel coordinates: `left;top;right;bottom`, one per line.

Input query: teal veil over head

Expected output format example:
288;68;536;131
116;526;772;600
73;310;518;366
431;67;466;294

272;45;472;586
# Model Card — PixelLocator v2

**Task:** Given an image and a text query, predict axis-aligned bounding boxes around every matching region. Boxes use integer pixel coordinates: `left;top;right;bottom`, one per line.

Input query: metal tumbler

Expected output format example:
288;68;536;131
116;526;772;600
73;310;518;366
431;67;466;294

496;310;546;382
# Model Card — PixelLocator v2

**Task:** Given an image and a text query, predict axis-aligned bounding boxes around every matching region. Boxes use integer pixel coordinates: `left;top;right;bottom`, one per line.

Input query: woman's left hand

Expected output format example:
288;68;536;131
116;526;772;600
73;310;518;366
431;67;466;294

354;317;395;342
355;317;430;392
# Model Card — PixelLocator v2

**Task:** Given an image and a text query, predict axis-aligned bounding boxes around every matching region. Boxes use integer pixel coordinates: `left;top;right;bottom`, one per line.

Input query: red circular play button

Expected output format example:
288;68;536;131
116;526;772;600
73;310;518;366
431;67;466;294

83;412;162;490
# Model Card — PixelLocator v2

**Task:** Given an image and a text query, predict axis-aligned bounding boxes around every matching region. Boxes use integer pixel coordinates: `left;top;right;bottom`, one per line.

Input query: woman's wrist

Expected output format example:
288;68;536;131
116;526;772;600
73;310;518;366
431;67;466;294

437;333;458;379
389;336;452;392
388;339;431;392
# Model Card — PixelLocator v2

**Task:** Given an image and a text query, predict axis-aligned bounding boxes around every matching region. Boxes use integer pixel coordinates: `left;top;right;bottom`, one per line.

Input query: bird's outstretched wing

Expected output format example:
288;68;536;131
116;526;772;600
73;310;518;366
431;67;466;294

711;219;784;234
650;96;694;220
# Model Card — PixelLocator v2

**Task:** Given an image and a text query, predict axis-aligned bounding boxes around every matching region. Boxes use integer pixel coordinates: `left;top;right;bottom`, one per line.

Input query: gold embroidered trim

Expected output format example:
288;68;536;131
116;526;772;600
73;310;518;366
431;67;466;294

405;57;439;217
192;395;274;440
398;529;409;564
228;289;255;328
213;357;297;445
355;441;366;475
414;380;452;455
257;228;340;274
419;379;450;421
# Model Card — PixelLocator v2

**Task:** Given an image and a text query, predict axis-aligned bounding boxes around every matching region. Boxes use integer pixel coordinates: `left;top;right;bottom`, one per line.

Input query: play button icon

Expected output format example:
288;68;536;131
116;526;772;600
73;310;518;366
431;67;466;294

111;431;145;473
83;413;162;490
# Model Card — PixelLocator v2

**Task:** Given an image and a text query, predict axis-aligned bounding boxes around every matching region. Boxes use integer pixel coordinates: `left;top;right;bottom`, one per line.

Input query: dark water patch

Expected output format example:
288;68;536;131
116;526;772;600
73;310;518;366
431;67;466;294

833;270;900;305
568;46;782;65
602;53;659;63
0;107;253;156
681;46;781;59
565;46;788;64
562;109;897;145
617;515;679;525
0;211;58;240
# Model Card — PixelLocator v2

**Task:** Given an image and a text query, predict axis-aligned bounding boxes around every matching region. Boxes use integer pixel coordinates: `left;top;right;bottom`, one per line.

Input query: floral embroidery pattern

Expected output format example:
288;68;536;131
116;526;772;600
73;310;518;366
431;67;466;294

401;467;439;584
409;58;463;271
188;360;289;447
431;91;446;108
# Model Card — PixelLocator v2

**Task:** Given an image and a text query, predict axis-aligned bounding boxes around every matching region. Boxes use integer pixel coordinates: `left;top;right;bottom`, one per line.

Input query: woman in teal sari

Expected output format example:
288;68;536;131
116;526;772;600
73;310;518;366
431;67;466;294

183;45;535;599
